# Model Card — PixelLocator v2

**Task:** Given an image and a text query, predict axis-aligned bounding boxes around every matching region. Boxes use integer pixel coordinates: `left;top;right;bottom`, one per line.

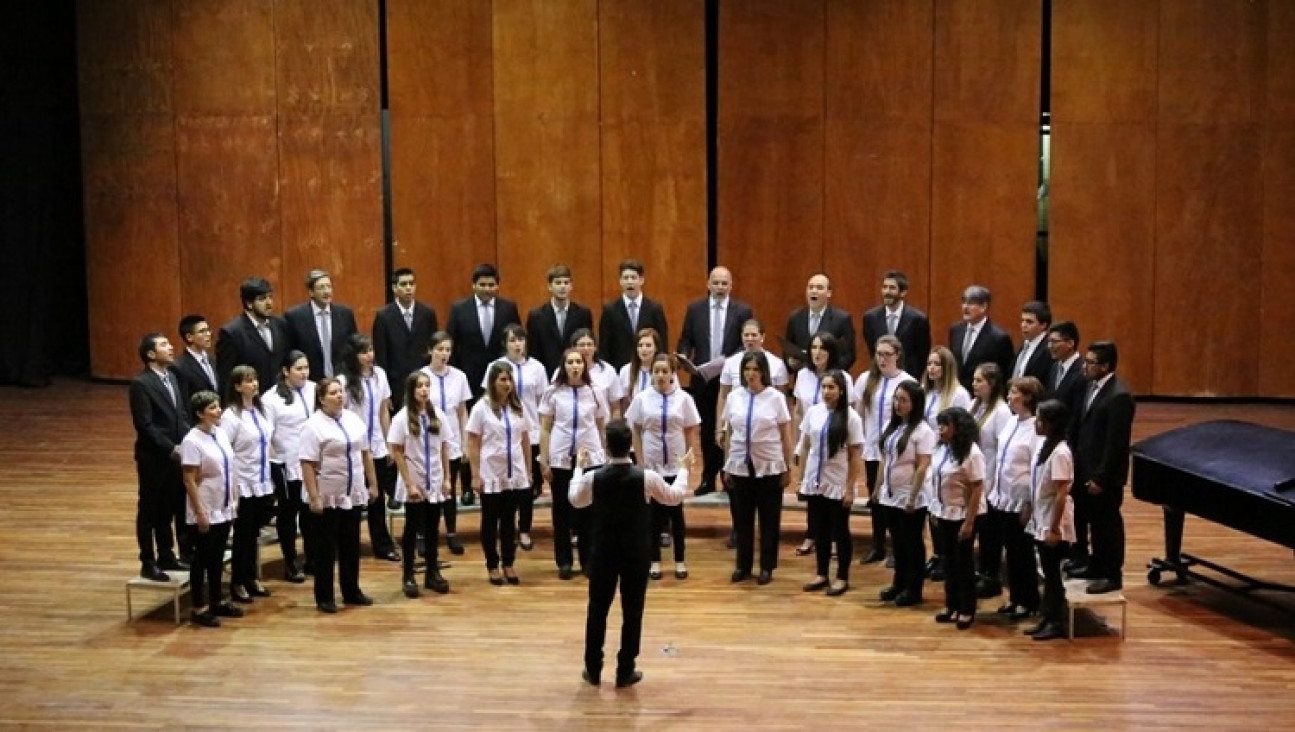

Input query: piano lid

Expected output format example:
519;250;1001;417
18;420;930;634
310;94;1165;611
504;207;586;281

1133;420;1295;500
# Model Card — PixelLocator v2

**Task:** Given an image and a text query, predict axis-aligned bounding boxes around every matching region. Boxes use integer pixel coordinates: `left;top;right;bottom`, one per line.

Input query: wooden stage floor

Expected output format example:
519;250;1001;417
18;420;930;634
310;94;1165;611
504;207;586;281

2;380;1293;729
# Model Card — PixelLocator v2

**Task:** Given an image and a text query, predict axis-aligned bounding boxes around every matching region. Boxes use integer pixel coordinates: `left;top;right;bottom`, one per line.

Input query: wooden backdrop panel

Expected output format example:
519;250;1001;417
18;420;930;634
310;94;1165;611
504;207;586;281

386;0;496;320
928;0;1040;344
79;0;178;379
718;0;825;346
493;0;603;313
599;0;707;333
825;0;935;362
171;0;276;115
1152;0;1266;396
274;0;379;117
175;116;282;328
1048;0;1159;391
1262;3;1295;397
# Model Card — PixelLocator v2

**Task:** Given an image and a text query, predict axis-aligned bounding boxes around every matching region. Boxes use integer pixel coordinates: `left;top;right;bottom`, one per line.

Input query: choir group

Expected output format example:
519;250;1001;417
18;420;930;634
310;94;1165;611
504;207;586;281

128;261;1134;642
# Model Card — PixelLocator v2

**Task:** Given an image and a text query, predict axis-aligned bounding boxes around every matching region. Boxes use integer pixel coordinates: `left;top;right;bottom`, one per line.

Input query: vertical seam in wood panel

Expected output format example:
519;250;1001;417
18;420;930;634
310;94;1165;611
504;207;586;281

820;0;827;273
1150;0;1162;395
490;0;501;268
595;0;605;300
926;0;938;316
271;0;284;294
169;0;184;317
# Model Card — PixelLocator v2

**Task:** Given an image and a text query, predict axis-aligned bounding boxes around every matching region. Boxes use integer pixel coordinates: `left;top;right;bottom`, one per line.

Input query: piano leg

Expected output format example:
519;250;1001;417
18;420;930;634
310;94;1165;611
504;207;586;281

1148;506;1189;586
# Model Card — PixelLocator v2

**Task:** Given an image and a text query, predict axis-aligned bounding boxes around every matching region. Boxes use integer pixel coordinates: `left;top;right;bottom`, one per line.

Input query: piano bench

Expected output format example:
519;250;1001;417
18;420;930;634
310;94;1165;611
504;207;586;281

1065;578;1127;641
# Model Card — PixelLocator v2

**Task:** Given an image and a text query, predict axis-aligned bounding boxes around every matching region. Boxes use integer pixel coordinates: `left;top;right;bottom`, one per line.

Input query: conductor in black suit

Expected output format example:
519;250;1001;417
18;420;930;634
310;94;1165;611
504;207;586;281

599;259;669;370
569;419;690;688
372;267;438;409
678;266;752;495
785;272;856;372
284;269;358;381
1011;300;1053;384
947;285;1014;392
175;314;219;402
129;333;191;581
861;270;930;378
1070;341;1135;595
215;277;290;398
526;264;594;377
446;263;522;400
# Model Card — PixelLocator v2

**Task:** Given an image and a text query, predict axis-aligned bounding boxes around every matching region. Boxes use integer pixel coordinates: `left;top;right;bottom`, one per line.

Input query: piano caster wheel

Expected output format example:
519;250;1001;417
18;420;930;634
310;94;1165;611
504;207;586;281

1147;568;1162;586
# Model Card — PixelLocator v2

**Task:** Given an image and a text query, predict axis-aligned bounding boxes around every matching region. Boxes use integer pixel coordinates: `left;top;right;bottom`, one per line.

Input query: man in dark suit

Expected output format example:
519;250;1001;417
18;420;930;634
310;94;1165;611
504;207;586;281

948;285;1015;391
785;271;856;372
1011;300;1053;384
372;267;438;409
526;264;594;378
569;419;689;688
215;277;290;398
599;259;669;370
446;263;522;400
1045;320;1085;411
1069;341;1135;595
129;333;190;581
861;270;930;378
678;266;752;495
284;269;358;381
174;314;219;402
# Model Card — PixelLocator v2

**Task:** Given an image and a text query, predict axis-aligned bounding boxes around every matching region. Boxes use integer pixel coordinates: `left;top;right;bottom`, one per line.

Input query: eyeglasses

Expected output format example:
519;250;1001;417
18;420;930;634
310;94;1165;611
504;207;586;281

876;351;897;358
1083;358;1103;366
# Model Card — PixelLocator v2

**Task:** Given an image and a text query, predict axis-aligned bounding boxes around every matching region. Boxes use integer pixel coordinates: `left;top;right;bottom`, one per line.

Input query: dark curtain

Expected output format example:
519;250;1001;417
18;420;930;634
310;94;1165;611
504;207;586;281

0;1;88;386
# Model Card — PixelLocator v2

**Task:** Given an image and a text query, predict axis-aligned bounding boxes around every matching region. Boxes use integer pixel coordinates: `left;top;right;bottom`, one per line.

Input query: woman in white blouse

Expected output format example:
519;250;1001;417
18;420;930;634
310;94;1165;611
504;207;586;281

720;350;793;585
388;371;451;598
987;377;1044;620
263;350;314;583
619;327;665;414
626;354;700;581
796;370;862;597
421;331;471;554
570;328;625;420
221;365;275;604
791;332;848;557
180;390;241;627
540;347;608;579
483;324;549;552
467;361;534;586
969;362;1012;599
877;381;936;606
338;333;399;562
854;335;916;565
1023;399;1075;641
300;377;379;614
921;346;970;582
928;407;985;630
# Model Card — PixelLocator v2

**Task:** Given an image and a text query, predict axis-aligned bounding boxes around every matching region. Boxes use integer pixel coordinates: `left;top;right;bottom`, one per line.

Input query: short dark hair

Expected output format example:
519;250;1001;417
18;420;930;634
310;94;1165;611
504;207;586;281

883;270;909;292
188;390;220;421
1048;320;1080;346
305;269;330;290
618;259;644;277
239;277;272;307
547;264;572;283
605;418;632;458
391;267;414;286
138;333;165;365
1022;300;1052;327
1088;341;1118;371
962;285;991;306
178;314;207;340
472;263;499;283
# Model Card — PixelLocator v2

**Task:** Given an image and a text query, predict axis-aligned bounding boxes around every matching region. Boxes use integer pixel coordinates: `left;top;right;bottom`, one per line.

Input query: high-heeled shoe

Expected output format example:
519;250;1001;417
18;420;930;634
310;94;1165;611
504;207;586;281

956;614;976;630
488;570;504;586
503;568;520;585
802;577;829;592
795;541;816;556
825;581;849;597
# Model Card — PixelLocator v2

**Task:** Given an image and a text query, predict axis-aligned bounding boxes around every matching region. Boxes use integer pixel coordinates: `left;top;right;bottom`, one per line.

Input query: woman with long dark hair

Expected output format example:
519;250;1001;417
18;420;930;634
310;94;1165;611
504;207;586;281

791;332;850;556
263;350;315;582
221;364;275;604
483;323;548;552
854;335;916;565
795;369;862;596
1023;399;1075;641
921;346;971;582
466;361;534;585
388;371;451;598
338;333;399;562
929;407;985;630
876;380;936;606
179;390;240;627
420;331;471;554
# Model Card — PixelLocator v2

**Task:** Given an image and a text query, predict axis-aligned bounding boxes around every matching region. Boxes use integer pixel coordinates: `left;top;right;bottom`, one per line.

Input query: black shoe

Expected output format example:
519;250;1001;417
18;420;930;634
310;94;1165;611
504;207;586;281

860;547;885;565
489;571;505;586
403;574;420;598
1023;621;1047;636
803;577;829;592
975;577;1002;599
934;609;957;624
649;568;663;581
230;586;253;604
1067;565;1097;579
996;602;1017;615
1010;606;1038;621
140;563;170;583
284;564;306;583
375;549;402;562
558;565;574;581
387;497;401;511
884;556;895;569
956;614;976;630
317;601;339;614
461;488;475;506
1031;622;1066;641
447;535;466;555
879;585;902;602
615;670;643;688
693;482;715;497
158;554;189;572
1062;556;1090;574
731;569;750;583
503;569;520;585
344;593;374;606
894;591;923;607
674;567;688;580
191;610;220;628
425;571;450;594
213;602;244;618
825;581;849;597
1086;578;1123;594
519;534;534;551
246;583;272;598
757;570;773;586
582;669;601;687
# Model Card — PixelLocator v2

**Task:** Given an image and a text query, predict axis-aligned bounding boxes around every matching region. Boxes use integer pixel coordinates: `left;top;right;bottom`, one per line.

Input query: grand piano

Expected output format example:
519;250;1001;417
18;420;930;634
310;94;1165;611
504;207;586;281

1131;420;1295;611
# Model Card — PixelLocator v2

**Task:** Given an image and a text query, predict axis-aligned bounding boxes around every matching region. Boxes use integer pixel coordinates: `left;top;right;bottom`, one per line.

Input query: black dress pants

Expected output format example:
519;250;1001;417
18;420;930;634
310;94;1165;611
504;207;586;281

190;520;231;609
402;500;443;573
314;506;363;605
730;473;783;573
584;555;649;680
480;491;521;570
808;495;852;580
888;505;927;597
650;493;686;564
864;460;888;554
937;516;977;616
231;493;272;589
1002;510;1040;610
272;463;303;567
366;459;398;555
1037;539;1069;625
550;467;590;570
